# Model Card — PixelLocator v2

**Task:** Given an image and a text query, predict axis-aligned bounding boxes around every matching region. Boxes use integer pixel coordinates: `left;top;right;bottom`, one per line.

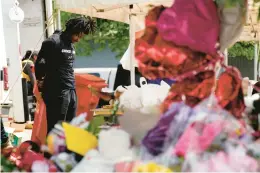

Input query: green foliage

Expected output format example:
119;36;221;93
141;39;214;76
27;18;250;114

215;0;260;20
228;41;257;60
1;155;18;172
60;11;129;58
215;0;244;7
59;4;260;59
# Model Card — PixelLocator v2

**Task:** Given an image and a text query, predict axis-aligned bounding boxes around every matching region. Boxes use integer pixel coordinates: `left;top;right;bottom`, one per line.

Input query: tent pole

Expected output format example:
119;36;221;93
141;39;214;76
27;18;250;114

45;0;54;37
57;9;61;30
254;43;258;80
224;49;228;65
129;14;135;85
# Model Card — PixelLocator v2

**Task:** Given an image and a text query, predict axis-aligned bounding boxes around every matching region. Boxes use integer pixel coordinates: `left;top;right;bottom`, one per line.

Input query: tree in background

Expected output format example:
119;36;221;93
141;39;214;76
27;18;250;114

61;12;259;60
60;11;129;58
228;41;259;60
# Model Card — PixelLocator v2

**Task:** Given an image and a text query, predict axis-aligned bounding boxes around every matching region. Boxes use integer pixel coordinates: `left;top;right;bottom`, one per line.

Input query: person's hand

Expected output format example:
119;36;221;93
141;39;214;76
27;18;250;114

35;92;42;102
37;80;44;91
114;86;127;99
88;85;112;101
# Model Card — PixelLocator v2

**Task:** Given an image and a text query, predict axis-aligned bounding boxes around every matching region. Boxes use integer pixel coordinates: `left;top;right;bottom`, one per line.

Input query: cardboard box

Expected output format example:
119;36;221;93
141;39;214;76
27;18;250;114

10;123;25;132
92;108;123;117
25;121;33;129
3;121;11;127
0;114;9;118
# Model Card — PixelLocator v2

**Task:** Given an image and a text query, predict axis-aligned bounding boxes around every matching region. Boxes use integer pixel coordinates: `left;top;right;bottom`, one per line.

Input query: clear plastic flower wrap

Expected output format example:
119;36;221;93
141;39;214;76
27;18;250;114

183;145;258;172
172;95;250;157
141;103;181;157
140;95;256;171
118;78;170;144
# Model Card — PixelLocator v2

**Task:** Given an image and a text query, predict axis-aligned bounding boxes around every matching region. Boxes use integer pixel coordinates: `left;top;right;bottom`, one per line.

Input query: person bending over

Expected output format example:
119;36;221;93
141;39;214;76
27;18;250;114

35;17;96;133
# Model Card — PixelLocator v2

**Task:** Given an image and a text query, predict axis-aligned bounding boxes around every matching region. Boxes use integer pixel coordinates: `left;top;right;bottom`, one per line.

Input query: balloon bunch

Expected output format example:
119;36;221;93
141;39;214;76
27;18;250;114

135;6;220;81
135;0;248;118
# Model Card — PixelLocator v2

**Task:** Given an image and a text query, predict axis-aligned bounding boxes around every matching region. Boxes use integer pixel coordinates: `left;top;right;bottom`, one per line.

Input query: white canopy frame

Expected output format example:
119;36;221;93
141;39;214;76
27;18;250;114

56;0;260;82
129;13;136;85
55;0;173;85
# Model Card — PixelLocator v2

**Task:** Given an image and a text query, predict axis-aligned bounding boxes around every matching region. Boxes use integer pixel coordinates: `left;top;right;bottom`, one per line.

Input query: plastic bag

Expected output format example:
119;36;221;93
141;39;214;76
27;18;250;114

141;96;246;161
216;0;247;52
172;95;247;157
31;90;47;146
141;103;185;157
186;147;258;172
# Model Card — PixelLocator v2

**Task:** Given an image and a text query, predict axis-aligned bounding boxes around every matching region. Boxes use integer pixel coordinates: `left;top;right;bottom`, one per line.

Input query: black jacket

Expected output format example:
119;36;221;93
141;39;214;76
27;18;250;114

35;30;76;93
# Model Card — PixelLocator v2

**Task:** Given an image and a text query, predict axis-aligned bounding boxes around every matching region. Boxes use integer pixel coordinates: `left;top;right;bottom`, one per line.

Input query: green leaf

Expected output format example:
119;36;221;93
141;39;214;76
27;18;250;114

228;41;259;60
60;11;129;58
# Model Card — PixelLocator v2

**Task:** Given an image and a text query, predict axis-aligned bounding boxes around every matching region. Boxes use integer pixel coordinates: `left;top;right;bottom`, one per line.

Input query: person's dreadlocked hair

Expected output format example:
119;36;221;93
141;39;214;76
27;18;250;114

65;16;97;35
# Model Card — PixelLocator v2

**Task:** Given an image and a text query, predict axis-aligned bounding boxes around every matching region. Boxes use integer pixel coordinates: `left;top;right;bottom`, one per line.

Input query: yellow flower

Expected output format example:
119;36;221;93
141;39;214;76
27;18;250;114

133;162;172;172
235;128;242;136
46;135;55;154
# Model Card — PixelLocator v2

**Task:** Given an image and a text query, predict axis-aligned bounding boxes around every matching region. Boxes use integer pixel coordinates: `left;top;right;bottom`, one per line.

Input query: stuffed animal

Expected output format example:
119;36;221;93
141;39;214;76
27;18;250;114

119;77;170;114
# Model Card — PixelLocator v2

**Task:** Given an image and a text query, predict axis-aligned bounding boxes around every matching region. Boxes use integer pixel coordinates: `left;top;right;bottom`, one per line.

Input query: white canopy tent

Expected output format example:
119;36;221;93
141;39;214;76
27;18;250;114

56;0;260;82
55;0;173;26
56;0;173;85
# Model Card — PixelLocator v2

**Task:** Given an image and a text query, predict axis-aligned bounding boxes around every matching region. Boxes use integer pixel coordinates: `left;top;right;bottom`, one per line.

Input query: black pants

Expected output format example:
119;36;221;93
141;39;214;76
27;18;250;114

27;82;34;96
1;118;9;145
43;89;77;133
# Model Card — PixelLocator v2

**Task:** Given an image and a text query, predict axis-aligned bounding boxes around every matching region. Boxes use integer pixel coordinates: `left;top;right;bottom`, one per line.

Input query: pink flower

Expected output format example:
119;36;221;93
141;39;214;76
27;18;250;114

174;121;224;156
